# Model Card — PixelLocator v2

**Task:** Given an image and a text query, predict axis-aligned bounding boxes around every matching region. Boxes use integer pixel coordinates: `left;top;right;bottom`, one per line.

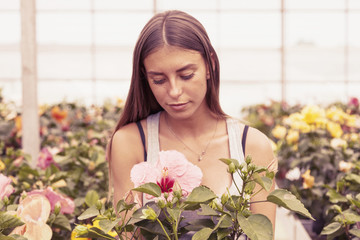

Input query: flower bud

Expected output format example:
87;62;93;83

221;193;230;205
228;162;236;174
22;181;31;189
74;225;89;236
3;196;9;205
96;200;103;211
157;199;166;209
245;155;252;165
163;192;169;200
141;206;157;221
54;202;61;215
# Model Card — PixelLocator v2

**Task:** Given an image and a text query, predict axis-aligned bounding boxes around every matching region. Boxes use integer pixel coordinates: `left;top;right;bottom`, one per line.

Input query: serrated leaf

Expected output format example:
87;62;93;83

237;214;273;240
192;227;213;240
78;206;99;220
267;189;314;220
320;222;342;235
185;186;217;204
85;190;99;207
252;173;273;191
132;183;161;197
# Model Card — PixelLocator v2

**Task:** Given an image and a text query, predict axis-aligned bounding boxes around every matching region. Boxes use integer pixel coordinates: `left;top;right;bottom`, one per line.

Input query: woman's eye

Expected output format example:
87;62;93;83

152;78;165;85
181;73;194;80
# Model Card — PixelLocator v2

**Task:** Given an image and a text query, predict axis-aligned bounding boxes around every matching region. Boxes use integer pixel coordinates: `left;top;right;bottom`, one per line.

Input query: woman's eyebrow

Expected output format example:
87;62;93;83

147;64;197;75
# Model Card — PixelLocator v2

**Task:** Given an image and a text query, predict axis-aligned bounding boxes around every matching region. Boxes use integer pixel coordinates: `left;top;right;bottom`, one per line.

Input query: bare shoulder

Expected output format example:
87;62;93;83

111;121;145;166
244;126;276;168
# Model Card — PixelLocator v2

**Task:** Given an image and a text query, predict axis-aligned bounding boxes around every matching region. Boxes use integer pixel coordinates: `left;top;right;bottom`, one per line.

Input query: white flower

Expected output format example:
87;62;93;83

285;167;301;181
330;138;347;149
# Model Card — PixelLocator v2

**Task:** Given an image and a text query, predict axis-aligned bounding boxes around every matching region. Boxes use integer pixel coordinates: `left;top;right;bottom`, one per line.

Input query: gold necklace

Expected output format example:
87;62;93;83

165;114;218;161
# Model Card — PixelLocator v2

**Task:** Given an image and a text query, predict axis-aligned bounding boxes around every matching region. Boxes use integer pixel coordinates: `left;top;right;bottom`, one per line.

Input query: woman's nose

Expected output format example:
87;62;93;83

168;79;182;98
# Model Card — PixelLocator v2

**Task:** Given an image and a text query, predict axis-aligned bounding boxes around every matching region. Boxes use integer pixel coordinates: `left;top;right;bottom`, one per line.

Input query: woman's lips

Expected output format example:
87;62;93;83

168;102;188;111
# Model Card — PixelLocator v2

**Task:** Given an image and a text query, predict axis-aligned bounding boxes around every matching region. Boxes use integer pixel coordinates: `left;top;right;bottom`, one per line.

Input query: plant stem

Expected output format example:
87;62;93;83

156;218;171;240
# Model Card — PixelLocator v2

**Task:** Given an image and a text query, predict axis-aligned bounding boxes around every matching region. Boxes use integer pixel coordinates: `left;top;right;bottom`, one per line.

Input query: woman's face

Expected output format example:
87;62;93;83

144;45;209;119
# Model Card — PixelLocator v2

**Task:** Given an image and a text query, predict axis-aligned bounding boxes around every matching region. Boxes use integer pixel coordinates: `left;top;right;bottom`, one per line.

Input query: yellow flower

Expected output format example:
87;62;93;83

286;130;299;145
51;106;68;123
326;107;347;124
327;122;343;138
116;97;125;108
339;161;353;173
272;125;287;139
0;159;5;171
93;220;118;237
301;105;325;125
301;170;314;189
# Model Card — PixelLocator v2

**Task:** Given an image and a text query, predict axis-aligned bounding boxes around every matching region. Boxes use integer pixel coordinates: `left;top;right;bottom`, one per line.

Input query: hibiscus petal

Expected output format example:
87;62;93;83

24;222;52;240
157;150;188;176
130;162;159;187
18;194;51;224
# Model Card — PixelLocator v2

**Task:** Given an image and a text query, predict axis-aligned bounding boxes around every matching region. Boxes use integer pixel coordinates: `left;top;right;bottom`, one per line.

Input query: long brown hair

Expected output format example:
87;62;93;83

108;10;226;153
107;11;227;198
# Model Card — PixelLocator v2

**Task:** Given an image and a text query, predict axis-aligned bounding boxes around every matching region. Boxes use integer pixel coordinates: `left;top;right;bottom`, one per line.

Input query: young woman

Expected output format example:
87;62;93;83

108;9;277;233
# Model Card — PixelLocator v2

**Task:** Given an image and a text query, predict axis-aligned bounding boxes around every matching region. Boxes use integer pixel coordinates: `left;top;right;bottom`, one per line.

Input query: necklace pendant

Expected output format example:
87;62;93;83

198;151;206;161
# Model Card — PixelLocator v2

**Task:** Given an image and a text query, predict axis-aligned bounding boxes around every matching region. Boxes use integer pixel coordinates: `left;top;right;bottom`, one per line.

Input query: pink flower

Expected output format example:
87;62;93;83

37;147;58;170
0;173;15;200
28;187;75;214
130;150;203;200
11;194;52;240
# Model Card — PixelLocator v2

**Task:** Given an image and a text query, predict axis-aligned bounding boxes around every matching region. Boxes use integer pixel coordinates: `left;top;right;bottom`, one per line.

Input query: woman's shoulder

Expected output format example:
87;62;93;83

230;118;276;168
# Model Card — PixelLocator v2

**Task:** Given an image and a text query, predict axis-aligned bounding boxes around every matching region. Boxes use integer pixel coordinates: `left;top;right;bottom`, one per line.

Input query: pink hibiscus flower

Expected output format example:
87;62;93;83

0;173;14;200
28;186;75;214
37;147;58;170
130;150;203;200
11;194;52;240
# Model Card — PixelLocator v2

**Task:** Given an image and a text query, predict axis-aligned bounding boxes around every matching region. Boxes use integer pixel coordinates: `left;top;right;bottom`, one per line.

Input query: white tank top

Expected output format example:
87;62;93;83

146;111;245;196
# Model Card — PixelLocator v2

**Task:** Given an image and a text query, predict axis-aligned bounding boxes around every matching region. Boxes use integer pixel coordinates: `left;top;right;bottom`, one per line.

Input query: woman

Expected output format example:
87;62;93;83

109;10;277;234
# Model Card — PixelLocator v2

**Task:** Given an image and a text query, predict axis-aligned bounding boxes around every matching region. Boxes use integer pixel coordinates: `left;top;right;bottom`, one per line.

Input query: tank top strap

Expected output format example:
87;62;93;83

226;118;245;162
146;111;161;165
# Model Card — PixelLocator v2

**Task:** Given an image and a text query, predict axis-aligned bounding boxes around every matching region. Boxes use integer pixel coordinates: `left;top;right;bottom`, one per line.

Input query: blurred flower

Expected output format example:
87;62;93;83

131;150;203;200
37;147;58;170
28;187;75;214
339;161;353;173
285;167;301;181
0;173;14;200
327;122;343;138
116;97;125;108
301;170;314;189
51;179;67;189
301;105;326;125
0;159;5;171
330;138;347;149
13;156;24;167
14;115;22;132
286;129;299;145
272;125;287;139
51;106;67;123
348;97;359;108
11;194;52;240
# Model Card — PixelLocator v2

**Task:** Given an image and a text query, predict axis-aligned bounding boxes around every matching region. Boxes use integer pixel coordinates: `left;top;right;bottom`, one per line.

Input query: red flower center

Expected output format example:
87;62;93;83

156;167;175;193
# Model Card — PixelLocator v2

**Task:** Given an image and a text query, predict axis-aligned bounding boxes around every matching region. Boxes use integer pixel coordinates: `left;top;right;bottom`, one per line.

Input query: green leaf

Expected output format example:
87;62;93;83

85;190;99;207
320;222;342;235
267;189;315;220
192;227;213;240
252;173;273;191
244;181;256;194
78;206;99;220
78;227;117;240
237;214;273;240
218;214;233;228
7;234;27;240
345;173;360;184
52;214;71;231
342;209;360;223
132;183;161;197
0;212;24;230
185;186;217;204
326;189;348;203
349;229;360;238
166;207;181;221
0;233;16;240
99;219;121;234
198;204;219;216
217;228;233;240
219;158;240;168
